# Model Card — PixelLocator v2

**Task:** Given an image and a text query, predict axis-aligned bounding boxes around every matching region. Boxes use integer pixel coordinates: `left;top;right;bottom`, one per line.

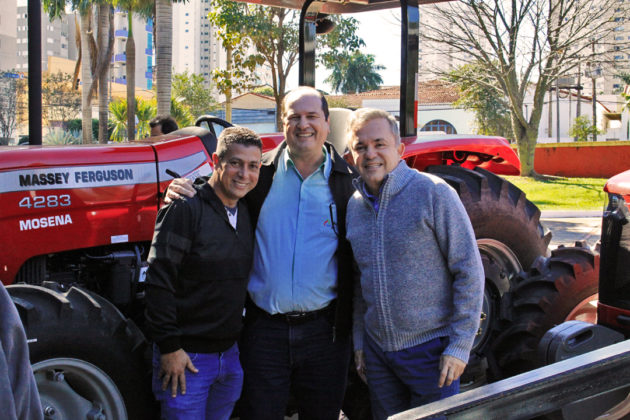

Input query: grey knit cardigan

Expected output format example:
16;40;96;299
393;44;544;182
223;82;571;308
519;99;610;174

347;161;484;363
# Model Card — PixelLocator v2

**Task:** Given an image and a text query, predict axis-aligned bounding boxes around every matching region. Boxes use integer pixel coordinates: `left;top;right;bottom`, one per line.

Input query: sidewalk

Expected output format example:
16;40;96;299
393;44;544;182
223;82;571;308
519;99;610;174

540;210;602;249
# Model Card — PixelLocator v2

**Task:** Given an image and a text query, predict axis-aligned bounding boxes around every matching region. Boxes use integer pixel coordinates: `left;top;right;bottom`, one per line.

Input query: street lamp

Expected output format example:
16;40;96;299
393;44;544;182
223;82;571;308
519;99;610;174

585;41;602;141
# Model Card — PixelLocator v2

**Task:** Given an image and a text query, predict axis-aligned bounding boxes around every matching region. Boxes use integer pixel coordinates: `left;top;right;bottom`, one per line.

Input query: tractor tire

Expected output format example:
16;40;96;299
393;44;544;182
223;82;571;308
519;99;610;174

491;245;599;378
426;165;552;386
7;283;156;420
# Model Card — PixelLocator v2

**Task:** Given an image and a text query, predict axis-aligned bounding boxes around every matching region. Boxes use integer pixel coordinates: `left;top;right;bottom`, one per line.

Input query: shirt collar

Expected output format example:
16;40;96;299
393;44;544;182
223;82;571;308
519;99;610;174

281;146;331;180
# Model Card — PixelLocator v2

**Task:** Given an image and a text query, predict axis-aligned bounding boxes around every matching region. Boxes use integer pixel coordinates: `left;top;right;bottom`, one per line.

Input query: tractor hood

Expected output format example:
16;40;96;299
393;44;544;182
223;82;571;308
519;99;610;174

604;169;630;201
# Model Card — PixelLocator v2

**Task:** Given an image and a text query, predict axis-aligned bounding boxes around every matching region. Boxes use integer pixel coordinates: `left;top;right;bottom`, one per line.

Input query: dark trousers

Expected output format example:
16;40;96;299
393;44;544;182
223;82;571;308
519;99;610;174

364;334;459;420
238;310;351;420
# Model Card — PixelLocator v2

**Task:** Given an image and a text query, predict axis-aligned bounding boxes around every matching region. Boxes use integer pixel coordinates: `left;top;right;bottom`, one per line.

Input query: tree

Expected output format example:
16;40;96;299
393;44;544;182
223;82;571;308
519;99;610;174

155;0;177;117
252;85;274;96
208;0;263;123
43;1;114;144
172;71;218;118
42;72;82;131
0;74;20;144
419;0;625;176
568;115;603;141
109;97;156;141
325;51;384;94
209;0;364;129
448;62;512;138
114;0;153;141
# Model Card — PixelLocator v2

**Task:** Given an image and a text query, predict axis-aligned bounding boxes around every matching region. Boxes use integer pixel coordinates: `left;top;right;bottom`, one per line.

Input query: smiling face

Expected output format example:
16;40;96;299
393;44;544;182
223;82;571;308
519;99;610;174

283;90;330;158
350;117;405;195
211;143;261;207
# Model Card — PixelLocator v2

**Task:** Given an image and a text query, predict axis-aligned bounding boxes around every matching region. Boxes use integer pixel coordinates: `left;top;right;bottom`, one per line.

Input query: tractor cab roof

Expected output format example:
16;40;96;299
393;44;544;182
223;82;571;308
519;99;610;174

234;0;450;14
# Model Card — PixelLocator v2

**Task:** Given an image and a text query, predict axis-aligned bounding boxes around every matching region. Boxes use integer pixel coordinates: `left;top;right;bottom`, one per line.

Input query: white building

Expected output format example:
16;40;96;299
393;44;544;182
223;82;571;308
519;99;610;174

15;3;78;72
172;0;225;88
0;0;17;71
110;8;154;91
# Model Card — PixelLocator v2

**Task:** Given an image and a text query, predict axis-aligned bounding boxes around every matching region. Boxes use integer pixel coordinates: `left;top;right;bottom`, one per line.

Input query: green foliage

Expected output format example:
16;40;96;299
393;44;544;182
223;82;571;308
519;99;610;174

615;72;630;86
448;62;512;138
172;71;218;118
67;118;101;140
42;71;82;130
109;98;156;141
568;115;604;141
43;128;81;145
109;95;194;141
208;0;264;98
208;0;365;128
325;51;384;94
252;86;274;96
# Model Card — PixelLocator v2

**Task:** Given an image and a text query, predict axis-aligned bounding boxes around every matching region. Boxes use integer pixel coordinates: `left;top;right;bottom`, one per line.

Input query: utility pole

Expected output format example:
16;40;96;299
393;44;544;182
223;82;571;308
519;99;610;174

27;0;42;145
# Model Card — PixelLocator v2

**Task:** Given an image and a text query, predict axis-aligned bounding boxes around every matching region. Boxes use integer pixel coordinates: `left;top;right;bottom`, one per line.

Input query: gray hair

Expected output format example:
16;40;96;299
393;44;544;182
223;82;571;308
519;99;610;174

347;108;400;145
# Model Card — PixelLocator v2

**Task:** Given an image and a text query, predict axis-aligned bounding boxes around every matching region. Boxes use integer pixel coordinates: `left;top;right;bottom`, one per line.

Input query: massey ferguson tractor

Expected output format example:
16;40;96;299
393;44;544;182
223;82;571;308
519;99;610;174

1;0;605;419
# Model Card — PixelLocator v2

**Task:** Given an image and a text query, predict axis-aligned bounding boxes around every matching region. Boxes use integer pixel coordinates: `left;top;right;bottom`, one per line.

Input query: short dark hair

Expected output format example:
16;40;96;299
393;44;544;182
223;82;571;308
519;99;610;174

149;115;179;134
282;86;329;121
216;126;263;161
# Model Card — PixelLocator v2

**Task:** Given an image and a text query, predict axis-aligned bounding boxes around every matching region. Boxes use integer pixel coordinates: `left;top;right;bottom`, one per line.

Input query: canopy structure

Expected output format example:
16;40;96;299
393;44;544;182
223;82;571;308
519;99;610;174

236;0;451;137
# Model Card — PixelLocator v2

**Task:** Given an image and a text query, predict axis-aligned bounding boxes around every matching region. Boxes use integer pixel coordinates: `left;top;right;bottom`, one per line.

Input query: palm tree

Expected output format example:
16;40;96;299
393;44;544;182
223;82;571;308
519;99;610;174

155;0;173;116
115;0;153;141
108;98;128;141
325;51;385;94
43;1;114;143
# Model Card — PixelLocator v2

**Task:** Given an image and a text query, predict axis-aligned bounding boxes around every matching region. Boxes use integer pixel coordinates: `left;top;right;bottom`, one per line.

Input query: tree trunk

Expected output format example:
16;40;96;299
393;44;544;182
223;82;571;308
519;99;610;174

155;0;172;116
97;4;111;144
512;115;538;176
80;11;93;144
225;46;232;123
126;12;136;141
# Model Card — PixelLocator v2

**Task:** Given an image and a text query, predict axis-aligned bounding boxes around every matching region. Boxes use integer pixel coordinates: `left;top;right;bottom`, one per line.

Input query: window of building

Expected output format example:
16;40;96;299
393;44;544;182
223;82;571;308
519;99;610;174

185;12;189;16
47;37;54;43
185;29;189;32
420;120;457;134
185;46;189;49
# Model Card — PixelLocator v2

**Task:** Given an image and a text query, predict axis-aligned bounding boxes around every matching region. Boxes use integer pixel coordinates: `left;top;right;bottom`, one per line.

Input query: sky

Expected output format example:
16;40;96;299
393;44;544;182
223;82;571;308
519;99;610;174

297;10;402;93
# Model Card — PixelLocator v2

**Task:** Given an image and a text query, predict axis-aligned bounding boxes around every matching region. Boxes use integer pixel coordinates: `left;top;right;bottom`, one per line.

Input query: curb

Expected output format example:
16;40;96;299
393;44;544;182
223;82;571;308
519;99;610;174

541;210;602;218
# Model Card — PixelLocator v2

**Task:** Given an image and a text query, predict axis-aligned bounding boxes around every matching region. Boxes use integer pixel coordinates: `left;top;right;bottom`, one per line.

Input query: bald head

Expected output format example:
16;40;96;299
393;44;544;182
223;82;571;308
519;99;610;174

283;87;329;122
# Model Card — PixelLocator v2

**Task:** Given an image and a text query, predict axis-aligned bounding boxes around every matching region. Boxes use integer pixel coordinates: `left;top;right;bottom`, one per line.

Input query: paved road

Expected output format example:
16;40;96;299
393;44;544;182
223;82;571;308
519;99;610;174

541;217;601;250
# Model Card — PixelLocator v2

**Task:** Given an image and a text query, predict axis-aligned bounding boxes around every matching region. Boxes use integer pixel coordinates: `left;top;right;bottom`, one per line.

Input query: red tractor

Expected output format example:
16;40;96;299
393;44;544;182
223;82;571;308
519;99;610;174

1;0;599;418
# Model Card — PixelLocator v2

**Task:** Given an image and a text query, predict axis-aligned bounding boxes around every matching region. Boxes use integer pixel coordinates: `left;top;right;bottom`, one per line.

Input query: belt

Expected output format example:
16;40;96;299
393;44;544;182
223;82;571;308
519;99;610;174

248;301;335;325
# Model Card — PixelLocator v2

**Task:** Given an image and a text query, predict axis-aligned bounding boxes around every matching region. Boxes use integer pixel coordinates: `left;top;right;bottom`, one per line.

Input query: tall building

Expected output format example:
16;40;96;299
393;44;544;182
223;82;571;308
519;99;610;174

0;0;17;71
110;8;154;90
15;3;78;72
172;0;225;87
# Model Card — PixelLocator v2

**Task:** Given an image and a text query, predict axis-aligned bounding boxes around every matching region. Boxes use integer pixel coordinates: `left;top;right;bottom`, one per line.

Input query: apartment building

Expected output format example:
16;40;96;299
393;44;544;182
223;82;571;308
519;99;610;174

172;0;225;88
0;0;17;71
15;3;78;72
110;8;154;90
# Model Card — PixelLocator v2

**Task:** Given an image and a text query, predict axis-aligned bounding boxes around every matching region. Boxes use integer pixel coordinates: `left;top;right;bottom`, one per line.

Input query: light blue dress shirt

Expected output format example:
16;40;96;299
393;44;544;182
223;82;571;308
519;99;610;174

248;147;338;314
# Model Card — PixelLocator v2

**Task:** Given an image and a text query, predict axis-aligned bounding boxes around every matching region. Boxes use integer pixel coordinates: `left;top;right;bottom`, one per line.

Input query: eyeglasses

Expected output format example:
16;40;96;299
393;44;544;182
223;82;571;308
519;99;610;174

329;202;339;237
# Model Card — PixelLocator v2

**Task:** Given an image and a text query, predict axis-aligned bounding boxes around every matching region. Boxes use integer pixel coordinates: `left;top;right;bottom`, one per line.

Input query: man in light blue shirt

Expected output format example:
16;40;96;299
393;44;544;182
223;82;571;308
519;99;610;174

247;145;338;313
240;87;357;420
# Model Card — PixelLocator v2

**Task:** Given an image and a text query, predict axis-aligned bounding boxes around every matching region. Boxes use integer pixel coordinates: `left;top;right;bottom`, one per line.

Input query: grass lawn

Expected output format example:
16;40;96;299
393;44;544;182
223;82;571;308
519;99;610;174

502;176;608;210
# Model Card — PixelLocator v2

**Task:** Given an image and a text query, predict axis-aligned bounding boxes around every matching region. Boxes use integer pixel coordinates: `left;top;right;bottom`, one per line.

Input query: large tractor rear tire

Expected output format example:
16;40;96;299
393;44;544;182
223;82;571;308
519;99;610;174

426;166;552;386
490;245;599;378
7;283;156;420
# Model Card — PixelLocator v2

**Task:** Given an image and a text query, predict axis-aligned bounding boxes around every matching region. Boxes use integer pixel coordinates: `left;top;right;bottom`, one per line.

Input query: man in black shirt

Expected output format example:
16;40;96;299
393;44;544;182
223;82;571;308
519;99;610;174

145;127;262;420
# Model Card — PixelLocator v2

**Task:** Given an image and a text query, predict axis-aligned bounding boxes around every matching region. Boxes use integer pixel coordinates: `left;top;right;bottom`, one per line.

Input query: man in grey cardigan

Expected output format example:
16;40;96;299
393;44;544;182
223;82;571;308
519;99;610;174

346;108;484;420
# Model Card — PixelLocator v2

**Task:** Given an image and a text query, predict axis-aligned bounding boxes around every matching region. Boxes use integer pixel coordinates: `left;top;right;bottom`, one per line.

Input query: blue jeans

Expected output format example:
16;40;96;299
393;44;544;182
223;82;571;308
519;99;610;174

152;343;243;420
239;312;351;420
364;334;459;420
